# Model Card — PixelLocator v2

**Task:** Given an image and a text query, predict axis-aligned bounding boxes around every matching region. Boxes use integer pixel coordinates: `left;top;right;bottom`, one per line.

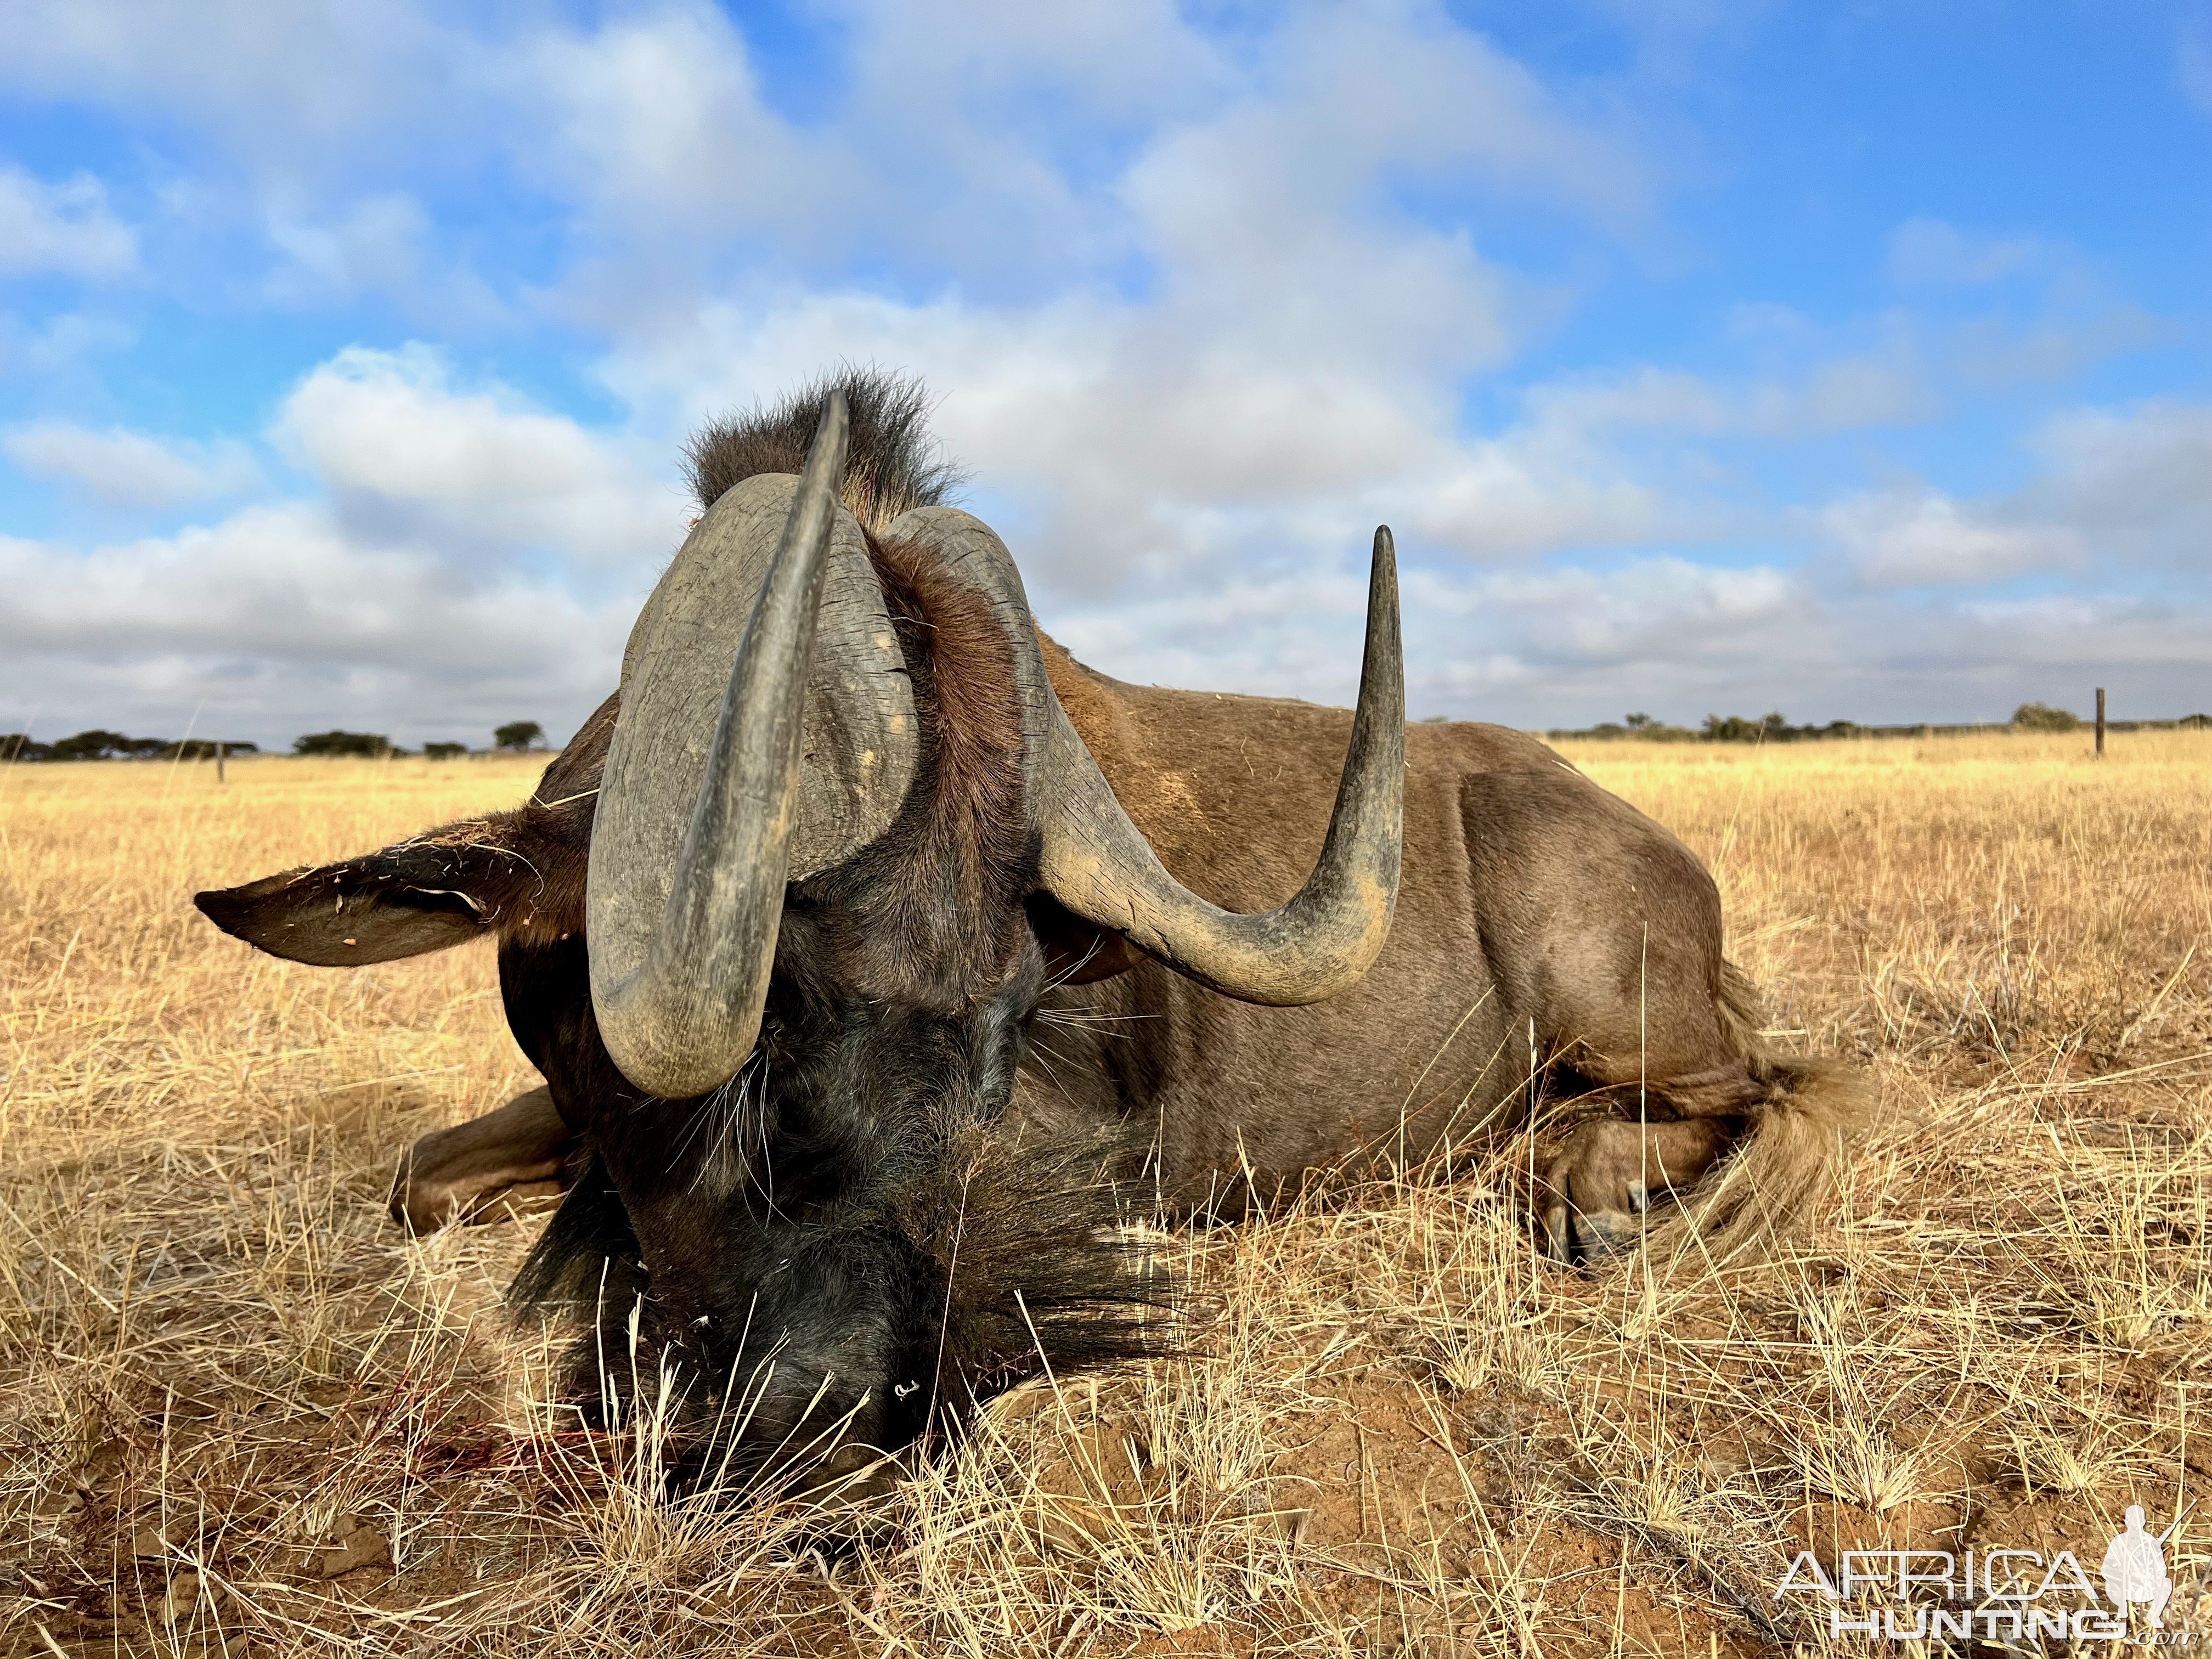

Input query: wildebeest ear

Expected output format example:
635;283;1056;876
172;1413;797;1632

195;821;554;967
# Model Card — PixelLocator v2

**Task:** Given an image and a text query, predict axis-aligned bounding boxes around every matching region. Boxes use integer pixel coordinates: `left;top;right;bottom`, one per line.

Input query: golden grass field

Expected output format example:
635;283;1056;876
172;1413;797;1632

3;732;2209;1656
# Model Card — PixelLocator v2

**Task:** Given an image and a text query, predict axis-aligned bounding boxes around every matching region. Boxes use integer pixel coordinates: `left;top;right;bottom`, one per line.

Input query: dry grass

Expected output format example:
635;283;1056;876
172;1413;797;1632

3;733;2209;1656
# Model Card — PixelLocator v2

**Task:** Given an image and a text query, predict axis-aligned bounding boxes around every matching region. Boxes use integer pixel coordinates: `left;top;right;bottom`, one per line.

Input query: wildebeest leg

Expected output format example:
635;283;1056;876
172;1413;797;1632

1538;1117;1733;1262
388;1085;579;1231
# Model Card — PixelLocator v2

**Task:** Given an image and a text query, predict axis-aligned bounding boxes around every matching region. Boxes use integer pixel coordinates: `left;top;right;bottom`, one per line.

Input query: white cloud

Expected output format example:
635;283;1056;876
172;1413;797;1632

0;335;699;744
2024;400;2212;538
1949;308;2166;391
256;192;510;326
0;505;628;746
596;276;1680;607
507;0;1642;313
579;1;1666;592
1959;593;2113;634
1042;551;1799;724
264;193;422;304
0;7;512;319
0;2;469;183
274;345;681;565
0;311;137;377
0;166;137;279
840;0;1223;124
1117;4;1652;255
1770;352;1931;432
1520;369;1732;436
1815;400;2212;590
0;335;676;745
1521;352;1929;444
3;421;263;507
1820;488;2080;586
2;1;1669;607
1887;217;2050;287
1401;573;2212;731
499;4;823;271
1475;558;1796;665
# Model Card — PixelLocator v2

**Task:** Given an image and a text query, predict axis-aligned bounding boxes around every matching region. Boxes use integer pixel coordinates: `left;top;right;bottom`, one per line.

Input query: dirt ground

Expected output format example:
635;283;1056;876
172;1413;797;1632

3;732;2208;1656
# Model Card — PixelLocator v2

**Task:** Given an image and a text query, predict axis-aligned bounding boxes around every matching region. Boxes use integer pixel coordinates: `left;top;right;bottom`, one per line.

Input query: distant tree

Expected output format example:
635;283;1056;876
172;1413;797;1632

1;734;55;762
294;730;393;758
49;729;138;760
2181;713;2211;730
1701;712;1797;743
1548;715;1702;742
494;721;545;752
2012;702;2081;732
424;741;468;760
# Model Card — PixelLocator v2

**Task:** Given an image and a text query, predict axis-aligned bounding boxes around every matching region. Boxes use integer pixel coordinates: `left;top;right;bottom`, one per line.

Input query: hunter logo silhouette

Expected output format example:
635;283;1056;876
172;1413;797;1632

2101;1505;2176;1627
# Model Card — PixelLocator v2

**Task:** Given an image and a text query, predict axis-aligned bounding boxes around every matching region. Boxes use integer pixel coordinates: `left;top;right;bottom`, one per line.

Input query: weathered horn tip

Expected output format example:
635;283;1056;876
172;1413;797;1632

808;387;851;500
1370;526;1398;588
1366;527;1402;611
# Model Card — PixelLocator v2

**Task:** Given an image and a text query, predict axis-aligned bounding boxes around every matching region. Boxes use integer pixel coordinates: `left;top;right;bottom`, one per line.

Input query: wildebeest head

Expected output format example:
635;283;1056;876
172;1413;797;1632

196;371;1405;1474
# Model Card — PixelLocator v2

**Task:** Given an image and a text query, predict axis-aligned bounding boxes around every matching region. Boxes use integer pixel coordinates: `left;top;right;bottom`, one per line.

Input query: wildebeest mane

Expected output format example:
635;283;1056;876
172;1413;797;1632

848;532;1034;989
681;365;967;533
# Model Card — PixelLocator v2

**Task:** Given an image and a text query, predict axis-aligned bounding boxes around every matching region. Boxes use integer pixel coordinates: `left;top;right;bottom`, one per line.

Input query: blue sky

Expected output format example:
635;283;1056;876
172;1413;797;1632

2;0;2208;748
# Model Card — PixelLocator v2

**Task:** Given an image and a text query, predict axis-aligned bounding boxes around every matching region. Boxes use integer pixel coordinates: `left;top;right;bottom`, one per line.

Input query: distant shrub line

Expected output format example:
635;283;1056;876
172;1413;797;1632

2;732;261;763
1532;704;2212;744
4;721;552;763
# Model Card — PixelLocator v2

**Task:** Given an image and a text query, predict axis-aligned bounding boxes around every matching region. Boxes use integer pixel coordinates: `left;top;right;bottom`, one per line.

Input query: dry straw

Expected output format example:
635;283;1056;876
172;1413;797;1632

3;732;2208;1654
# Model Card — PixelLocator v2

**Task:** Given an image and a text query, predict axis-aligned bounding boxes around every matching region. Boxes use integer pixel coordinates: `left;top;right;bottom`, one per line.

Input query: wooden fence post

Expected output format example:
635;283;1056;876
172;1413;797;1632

2095;688;2106;758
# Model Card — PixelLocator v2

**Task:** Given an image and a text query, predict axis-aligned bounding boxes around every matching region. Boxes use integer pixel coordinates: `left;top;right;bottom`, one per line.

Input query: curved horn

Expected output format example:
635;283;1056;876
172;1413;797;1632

1040;529;1403;1003
884;508;1405;1006
588;391;870;1099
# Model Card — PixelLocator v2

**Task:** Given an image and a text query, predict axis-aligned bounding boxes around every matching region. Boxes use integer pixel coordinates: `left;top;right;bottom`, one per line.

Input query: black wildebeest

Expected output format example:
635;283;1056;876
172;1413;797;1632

198;370;1855;1473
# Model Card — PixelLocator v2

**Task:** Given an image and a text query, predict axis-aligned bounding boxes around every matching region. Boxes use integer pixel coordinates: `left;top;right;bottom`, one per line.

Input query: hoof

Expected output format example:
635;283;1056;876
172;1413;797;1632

1538;1116;1729;1266
1539;1199;1643;1265
1571;1207;1641;1261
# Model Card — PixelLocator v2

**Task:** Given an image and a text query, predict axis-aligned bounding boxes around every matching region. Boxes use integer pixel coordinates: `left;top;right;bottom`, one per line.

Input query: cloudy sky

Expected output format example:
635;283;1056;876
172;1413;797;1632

2;1;2208;748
